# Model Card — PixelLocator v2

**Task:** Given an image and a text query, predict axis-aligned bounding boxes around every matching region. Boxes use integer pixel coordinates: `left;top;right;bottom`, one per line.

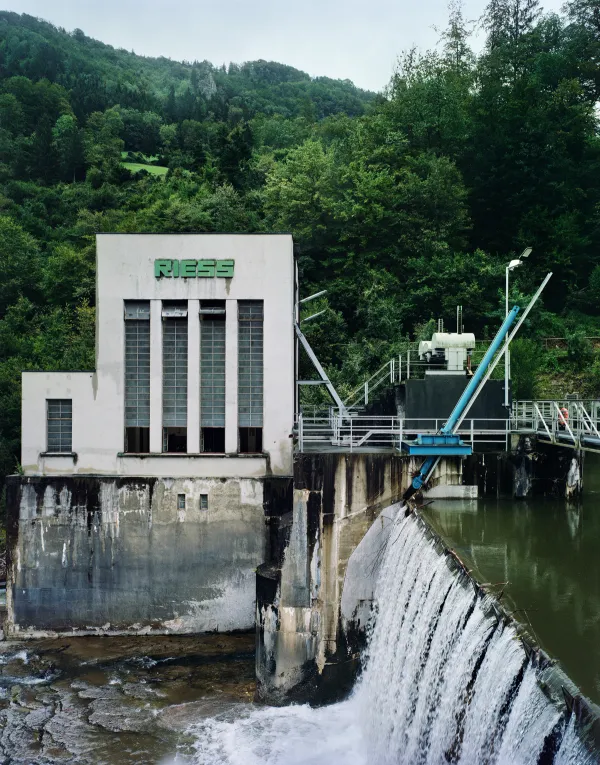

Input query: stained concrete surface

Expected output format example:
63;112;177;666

7;476;266;635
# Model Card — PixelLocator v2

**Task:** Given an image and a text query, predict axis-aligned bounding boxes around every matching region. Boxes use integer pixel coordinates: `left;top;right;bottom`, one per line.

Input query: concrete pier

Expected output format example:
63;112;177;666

256;453;413;704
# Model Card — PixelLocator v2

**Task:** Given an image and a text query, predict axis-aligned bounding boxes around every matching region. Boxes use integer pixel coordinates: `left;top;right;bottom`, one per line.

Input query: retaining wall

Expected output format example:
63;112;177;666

5;474;280;636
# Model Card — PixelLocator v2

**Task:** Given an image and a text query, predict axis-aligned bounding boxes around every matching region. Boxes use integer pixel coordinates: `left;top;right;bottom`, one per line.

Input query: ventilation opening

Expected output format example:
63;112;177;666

239;427;262;454
201;427;225;453
162;302;188;448
163;427;187;453
125;426;150;453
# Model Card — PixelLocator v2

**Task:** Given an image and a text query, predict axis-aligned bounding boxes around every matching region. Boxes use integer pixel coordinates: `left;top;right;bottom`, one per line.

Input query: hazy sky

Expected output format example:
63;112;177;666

4;0;566;91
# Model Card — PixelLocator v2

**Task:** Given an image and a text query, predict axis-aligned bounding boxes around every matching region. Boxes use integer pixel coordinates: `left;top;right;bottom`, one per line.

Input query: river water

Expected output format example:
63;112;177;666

423;452;600;706
1;504;597;764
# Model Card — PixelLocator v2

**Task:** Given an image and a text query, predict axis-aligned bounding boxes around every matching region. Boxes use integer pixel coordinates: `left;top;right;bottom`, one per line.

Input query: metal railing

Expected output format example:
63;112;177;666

339;345;507;410
343;360;401;409
512;400;600;450
296;413;510;452
542;337;600;350
296;401;600;453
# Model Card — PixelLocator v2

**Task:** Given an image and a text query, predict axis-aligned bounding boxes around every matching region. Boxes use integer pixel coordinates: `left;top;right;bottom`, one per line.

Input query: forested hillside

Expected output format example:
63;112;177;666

0;2;599;482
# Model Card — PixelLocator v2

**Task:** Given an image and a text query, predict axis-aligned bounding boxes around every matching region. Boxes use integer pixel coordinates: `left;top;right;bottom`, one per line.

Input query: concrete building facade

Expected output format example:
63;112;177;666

8;234;296;636
22;233;295;478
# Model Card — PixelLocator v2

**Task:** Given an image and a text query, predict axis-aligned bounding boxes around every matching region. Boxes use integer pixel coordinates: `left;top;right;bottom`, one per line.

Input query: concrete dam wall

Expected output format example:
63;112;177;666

6;453;455;639
256;453;416;703
6;475;269;635
5;440;579;644
255;444;591;706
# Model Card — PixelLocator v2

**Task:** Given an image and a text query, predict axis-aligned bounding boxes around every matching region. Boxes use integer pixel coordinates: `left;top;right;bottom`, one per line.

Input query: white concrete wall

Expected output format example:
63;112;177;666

21;234;295;478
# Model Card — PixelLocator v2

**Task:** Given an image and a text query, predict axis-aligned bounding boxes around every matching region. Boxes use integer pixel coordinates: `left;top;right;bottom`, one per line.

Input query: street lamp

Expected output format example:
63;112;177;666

504;248;532;407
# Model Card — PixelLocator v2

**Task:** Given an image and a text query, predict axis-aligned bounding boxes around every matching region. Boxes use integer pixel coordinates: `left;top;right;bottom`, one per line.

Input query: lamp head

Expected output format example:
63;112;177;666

508;259;522;270
520;247;533;259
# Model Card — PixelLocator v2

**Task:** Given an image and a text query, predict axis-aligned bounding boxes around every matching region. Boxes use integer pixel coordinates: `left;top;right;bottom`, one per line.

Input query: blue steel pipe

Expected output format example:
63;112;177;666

405;305;520;498
442;304;520;434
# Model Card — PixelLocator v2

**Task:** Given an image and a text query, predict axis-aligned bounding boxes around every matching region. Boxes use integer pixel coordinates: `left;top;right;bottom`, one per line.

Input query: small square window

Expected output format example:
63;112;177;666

200;494;208;510
177;494;186;510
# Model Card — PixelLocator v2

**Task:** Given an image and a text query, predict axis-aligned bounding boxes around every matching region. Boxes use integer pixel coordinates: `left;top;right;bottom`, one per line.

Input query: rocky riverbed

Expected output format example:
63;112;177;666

0;633;255;763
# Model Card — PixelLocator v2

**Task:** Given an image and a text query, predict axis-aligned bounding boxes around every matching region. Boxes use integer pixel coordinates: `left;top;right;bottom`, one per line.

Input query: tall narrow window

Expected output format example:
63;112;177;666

47;399;72;453
162;301;188;452
124;301;150;453
200;301;226;453
238;301;263;453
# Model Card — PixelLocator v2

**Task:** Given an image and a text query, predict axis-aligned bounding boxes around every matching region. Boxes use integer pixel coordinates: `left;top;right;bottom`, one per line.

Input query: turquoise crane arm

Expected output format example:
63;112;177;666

404;305;520;500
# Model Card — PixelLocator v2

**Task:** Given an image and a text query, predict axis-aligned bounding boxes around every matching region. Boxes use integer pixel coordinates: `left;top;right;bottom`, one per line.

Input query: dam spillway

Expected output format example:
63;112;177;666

191;512;596;765
355;513;592;765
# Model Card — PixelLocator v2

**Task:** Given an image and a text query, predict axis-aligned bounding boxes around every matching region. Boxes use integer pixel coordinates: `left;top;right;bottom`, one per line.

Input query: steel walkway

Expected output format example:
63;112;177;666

296;413;510;453
512;400;600;453
295;400;600;454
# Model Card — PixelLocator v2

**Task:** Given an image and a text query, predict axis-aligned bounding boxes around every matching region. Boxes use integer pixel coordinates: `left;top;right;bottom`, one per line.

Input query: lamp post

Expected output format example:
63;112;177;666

504;248;532;408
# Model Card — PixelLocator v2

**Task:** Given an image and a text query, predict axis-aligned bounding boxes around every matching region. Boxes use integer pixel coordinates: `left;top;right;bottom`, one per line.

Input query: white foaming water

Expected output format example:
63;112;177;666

189;514;596;765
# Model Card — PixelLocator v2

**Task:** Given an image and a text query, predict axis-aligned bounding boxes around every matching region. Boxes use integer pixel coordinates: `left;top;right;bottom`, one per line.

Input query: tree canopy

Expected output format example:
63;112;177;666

0;5;599;482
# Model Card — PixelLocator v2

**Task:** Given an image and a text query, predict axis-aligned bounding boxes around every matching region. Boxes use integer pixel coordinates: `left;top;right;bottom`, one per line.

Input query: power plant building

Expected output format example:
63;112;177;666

21;234;295;479
10;234;296;635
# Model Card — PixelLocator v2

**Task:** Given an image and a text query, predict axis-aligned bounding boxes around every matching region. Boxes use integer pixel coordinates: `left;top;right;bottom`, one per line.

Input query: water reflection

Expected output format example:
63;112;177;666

423;454;600;704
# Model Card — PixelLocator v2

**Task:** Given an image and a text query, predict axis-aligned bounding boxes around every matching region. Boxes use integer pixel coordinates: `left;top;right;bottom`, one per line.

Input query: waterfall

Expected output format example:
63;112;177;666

189;513;596;765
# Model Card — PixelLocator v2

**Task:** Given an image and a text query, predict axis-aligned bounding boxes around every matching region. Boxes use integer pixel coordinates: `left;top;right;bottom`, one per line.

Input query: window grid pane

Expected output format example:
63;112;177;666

163;317;188;427
124;315;150;427
201;317;226;427
238;301;263;427
47;399;72;453
124;301;150;320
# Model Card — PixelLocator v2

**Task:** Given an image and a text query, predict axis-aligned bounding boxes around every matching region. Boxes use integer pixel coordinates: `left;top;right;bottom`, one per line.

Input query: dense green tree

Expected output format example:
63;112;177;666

0;216;41;316
441;0;475;70
565;0;600;100
217;121;254;188
84;107;124;167
31;114;57;182
52;114;85;182
484;0;541;48
386;49;473;159
1;76;71;133
464;16;600;309
0;93;24;133
119;109;163;155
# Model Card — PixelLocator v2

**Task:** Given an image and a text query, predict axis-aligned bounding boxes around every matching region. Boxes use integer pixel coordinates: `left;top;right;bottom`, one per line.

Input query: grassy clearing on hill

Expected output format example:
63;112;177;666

122;162;169;176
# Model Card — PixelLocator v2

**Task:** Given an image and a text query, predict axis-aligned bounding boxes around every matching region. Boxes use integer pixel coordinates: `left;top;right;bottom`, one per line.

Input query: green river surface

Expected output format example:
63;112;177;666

423;451;600;706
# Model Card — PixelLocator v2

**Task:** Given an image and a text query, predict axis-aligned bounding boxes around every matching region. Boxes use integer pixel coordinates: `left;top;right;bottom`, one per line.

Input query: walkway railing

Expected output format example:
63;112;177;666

340;346;507;409
343;360;401;410
296;413;510;452
512;400;600;451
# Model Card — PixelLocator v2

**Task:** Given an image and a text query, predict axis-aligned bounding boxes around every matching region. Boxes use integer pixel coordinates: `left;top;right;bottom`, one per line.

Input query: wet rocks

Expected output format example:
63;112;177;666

0;633;255;763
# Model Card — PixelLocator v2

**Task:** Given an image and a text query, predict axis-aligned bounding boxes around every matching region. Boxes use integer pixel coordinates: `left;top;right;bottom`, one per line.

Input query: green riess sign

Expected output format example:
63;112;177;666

154;259;235;278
